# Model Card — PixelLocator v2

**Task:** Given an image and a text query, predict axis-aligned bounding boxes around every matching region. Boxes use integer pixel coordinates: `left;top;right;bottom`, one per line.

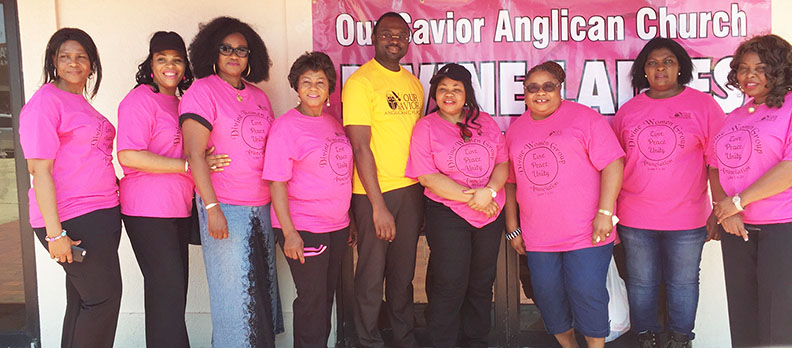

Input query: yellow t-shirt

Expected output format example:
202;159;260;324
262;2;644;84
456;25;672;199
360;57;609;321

342;59;425;194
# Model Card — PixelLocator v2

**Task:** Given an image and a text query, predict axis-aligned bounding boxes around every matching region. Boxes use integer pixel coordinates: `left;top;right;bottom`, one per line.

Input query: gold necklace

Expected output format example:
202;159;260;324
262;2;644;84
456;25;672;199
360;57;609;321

236;90;243;102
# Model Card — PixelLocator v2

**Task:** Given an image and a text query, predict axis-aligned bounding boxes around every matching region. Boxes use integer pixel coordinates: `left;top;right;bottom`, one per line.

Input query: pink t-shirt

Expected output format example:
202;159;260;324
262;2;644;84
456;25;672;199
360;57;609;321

613;87;726;230
506;101;624;252
262;109;352;232
179;75;274;206
19;84;119;228
405;112;507;228
117;85;193;218
713;93;792;224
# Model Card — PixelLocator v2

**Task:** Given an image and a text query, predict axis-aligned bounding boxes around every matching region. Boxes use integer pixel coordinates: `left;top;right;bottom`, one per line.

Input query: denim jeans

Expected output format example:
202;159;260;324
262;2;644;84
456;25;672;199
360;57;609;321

525;242;613;338
197;196;283;348
617;225;706;339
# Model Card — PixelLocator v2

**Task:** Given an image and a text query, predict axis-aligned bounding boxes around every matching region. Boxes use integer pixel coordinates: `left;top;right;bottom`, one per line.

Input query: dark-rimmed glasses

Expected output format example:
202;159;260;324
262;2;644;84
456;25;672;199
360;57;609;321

523;82;560;94
219;44;250;58
456;122;473;142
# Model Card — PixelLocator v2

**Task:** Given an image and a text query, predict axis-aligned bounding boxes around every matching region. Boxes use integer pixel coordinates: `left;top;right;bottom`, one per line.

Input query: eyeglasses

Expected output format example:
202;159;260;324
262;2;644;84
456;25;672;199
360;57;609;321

218;44;250;58
377;32;411;43
456;122;473;142
523;82;561;94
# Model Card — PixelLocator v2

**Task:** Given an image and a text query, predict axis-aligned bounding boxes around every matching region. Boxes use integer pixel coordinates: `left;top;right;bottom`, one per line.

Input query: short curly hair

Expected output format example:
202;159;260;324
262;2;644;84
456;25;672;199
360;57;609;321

135;31;194;96
43;28;102;99
630;37;693;91
526;61;566;84
287;51;337;95
727;34;792;108
188;16;271;83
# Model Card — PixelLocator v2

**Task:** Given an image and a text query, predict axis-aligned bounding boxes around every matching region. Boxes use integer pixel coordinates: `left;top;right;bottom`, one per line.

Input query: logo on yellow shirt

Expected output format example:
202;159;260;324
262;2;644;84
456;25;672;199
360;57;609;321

385;90;421;115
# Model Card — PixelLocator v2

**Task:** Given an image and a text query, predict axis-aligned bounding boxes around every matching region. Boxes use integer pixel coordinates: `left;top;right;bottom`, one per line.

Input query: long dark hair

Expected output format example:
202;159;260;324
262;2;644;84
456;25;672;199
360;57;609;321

134;32;194;96
43;28;102;98
188;16;271;83
428;64;481;130
727;34;792;108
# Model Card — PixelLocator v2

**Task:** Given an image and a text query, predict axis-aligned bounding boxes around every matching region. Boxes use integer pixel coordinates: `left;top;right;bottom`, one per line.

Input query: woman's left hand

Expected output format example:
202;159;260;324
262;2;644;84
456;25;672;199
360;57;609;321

591;213;613;245
713;196;741;222
204;146;231;172
463;187;494;211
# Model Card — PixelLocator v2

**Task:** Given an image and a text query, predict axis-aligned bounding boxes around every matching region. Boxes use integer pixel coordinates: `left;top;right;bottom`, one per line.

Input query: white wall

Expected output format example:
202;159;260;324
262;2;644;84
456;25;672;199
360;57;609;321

17;1;792;348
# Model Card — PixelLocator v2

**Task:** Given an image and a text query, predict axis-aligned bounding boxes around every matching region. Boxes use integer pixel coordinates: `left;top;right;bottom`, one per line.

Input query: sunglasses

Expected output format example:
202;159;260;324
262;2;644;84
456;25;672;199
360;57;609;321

218;44;250;58
523;82;561;94
456;122;473;142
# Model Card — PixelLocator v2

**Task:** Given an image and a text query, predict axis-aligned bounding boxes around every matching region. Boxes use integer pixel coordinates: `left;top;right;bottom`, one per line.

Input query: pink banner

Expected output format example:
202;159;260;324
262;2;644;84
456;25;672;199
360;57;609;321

313;0;771;129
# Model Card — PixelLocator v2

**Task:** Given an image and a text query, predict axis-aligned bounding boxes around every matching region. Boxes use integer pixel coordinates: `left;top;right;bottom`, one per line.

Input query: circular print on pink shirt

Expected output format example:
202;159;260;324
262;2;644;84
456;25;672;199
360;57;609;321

715;129;752;168
241;114;270;150
328;140;353;177
522;146;559;186
454;142;491;178
636;124;677;161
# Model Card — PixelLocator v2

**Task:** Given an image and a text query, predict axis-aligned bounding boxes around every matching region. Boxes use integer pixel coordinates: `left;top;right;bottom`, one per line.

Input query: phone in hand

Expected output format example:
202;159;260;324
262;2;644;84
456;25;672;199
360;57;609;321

71;245;86;263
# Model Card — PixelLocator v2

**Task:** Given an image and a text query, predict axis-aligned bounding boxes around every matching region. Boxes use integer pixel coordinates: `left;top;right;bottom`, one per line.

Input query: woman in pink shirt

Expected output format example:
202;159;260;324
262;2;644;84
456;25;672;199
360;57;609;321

19;28;121;348
612;38;726;348
711;34;792;348
117;31;230;347
180;17;281;347
262;51;352;348
405;63;507;347
504;61;624;348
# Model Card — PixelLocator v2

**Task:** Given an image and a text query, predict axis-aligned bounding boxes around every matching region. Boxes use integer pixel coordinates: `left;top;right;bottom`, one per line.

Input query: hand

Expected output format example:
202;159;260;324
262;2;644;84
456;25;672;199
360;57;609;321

347;227;358;248
282;230;305;264
509;234;526;255
480;200;499;218
207;207;229;240
591;213;613;245
372;204;396;242
720;214;749;242
713;196;741;222
204;146;230;172
48;236;81;263
706;211;721;242
463;187;494;211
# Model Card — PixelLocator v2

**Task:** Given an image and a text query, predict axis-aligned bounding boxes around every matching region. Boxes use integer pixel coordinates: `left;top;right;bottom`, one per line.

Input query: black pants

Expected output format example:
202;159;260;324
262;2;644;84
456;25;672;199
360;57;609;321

352;184;425;348
34;206;122;348
721;222;792;347
275;227;348;348
424;199;504;348
122;215;191;348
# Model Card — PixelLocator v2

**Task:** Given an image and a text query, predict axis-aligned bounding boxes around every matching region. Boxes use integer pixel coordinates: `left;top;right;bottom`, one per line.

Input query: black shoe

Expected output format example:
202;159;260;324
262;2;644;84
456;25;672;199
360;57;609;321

664;332;691;348
638;331;658;348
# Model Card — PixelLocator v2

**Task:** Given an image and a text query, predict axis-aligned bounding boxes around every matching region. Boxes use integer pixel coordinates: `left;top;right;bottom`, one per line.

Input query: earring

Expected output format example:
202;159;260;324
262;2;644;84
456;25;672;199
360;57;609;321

678;72;681;76
213;64;217;74
326;99;330;107
150;73;154;79
183;75;187;81
296;99;301;106
244;65;251;78
644;74;648;78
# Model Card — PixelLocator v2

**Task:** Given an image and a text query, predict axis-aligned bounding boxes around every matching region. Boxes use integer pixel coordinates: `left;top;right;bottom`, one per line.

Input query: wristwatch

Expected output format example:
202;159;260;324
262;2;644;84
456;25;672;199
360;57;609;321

486;186;497;198
732;194;745;212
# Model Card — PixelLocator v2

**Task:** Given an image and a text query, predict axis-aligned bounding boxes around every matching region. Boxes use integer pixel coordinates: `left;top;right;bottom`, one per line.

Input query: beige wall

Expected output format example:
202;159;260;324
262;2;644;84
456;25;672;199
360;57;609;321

16;1;792;348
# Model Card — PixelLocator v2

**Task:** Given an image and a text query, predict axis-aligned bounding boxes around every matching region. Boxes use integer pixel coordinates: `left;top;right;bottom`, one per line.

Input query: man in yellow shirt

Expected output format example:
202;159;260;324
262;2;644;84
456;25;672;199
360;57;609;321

343;11;425;348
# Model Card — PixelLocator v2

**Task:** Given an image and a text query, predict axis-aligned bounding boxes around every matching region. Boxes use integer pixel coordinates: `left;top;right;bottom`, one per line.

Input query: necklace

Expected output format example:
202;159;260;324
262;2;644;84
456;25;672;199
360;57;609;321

236;90;243;102
748;100;764;114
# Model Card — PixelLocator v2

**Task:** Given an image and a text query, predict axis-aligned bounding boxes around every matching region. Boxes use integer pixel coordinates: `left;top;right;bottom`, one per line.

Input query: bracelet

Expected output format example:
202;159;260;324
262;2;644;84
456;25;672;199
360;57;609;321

486;186;497;198
184;160;189;173
505;227;522;240
205;202;219;210
597;209;613;217
45;229;67;242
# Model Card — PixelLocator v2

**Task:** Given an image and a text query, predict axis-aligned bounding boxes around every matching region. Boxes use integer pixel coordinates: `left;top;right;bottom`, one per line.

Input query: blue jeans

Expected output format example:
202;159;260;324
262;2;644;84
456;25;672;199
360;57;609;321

525;243;613;338
197;196;283;348
617;225;706;339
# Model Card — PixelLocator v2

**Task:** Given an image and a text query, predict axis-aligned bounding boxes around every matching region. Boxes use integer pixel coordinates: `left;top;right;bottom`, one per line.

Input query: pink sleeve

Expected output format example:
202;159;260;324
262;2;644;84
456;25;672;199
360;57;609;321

405;120;439;179
261;119;294;182
116;93;154;152
704;97;727;166
19;95;60;159
178;82;216;129
505;129;517;184
586;113;626;171
612;108;626;147
489;116;508;164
